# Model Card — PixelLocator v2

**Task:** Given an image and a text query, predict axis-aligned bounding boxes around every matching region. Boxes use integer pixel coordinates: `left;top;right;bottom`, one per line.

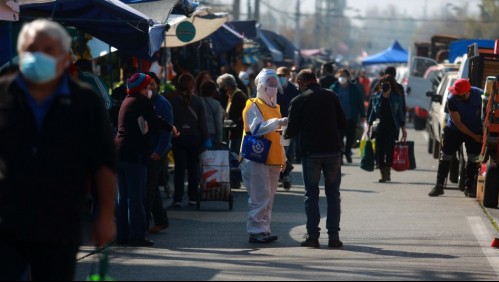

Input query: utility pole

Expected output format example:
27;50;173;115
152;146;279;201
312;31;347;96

247;0;252;20
233;0;240;20
314;0;323;48
254;0;260;21
294;0;301;49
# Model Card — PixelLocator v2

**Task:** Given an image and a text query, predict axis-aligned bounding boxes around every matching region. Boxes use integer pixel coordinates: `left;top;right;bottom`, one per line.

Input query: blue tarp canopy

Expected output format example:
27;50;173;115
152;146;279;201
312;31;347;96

17;0;166;59
261;29;299;64
362;41;408;65
208;24;244;54
449;39;496;63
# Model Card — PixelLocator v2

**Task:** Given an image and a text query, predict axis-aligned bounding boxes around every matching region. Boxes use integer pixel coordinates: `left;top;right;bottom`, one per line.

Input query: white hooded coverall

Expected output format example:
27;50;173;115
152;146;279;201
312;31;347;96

241;69;287;235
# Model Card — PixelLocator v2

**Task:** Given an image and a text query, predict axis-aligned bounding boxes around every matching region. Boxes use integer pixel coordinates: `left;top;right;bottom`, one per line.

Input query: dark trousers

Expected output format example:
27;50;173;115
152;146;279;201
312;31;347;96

116;161;148;241
340;119;358;158
0;235;79;281
375;133;396;168
302;154;342;240
146;155;169;226
172;137;202;203
437;127;482;188
229;137;242;187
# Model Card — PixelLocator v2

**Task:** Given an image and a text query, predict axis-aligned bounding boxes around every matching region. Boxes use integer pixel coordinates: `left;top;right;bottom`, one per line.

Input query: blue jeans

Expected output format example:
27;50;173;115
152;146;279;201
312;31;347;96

116;161;148;241
302;154;342;240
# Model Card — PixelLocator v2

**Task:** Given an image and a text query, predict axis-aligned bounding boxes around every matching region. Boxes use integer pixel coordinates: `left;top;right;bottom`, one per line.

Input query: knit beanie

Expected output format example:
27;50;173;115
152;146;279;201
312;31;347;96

127;73;151;94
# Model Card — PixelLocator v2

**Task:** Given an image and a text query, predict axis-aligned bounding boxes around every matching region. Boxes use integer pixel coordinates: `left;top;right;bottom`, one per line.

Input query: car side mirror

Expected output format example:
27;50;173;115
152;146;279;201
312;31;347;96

426;91;436;97
431;94;443;104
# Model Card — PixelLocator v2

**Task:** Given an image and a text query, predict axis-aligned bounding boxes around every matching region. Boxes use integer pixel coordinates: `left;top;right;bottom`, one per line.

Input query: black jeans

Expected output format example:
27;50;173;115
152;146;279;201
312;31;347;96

375;132;396;168
0;235;79;281
437;127;482;188
340;119;358;158
172;136;202;203
146;154;169;226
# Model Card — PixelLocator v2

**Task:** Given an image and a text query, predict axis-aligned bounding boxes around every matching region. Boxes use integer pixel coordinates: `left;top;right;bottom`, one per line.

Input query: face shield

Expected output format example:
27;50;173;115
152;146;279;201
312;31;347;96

254;68;282;106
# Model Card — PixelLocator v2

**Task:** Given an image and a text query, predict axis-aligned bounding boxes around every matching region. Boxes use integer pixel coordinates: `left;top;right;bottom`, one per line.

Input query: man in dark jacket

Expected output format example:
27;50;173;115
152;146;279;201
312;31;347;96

115;73;178;247
319;62;337;89
0;19;116;280
330;68;366;164
285;69;347;249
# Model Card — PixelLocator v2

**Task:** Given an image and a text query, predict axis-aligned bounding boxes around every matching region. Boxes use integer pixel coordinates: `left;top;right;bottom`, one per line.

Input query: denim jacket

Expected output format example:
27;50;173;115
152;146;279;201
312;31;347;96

367;91;406;132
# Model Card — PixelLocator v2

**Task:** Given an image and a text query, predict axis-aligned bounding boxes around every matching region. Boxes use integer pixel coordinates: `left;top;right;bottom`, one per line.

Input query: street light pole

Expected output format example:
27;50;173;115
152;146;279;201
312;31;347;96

233;0;240;20
294;0;300;49
254;0;260;21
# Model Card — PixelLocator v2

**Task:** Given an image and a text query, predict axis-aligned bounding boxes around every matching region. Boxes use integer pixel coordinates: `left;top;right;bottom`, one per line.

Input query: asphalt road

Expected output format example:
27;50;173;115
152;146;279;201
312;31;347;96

75;128;499;281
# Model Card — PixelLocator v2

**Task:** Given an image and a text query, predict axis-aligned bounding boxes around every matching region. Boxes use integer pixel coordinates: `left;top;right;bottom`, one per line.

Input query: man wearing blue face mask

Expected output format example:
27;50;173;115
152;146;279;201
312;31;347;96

0;19;117;280
330;68;366;164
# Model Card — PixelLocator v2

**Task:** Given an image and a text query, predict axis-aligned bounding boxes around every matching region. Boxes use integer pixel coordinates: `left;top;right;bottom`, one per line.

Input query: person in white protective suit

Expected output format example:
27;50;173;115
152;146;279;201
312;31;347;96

241;68;288;243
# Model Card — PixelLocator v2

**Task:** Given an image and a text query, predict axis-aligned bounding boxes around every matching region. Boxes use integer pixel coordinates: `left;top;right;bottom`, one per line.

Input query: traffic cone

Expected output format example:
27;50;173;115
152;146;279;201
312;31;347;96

491;237;499;248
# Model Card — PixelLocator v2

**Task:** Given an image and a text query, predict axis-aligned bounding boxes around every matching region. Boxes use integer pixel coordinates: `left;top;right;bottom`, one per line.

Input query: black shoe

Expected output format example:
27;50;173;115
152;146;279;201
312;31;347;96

346;155;352;164
301;234;320;248
249;233;277;243
429;185;444;197
328;239;343;249
465;188;476;198
128;239;154;247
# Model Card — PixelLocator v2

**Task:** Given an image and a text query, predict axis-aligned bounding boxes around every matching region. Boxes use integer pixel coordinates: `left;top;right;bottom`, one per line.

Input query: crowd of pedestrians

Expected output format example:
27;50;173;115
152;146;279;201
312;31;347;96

6;18;489;282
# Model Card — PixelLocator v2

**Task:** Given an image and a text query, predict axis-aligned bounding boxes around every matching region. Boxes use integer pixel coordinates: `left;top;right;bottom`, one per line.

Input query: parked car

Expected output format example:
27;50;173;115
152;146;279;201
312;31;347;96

426;71;466;190
406;56;459;130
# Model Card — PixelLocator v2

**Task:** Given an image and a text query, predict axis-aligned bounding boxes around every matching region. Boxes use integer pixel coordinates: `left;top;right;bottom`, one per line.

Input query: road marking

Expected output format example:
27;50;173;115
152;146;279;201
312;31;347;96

467;216;499;279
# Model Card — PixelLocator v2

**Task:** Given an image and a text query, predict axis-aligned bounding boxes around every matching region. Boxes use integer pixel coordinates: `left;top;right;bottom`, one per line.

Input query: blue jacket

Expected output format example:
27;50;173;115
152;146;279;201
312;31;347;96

150;93;173;156
368;91;406;133
330;82;366;121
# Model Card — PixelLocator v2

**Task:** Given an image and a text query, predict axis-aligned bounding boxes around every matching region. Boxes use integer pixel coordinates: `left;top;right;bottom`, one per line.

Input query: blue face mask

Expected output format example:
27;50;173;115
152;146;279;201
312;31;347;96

20;52;58;84
279;77;288;87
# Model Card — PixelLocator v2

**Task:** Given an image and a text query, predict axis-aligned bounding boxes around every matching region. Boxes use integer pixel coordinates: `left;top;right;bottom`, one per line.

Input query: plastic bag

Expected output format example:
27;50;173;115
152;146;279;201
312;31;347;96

360;135;375;172
392;142;410;172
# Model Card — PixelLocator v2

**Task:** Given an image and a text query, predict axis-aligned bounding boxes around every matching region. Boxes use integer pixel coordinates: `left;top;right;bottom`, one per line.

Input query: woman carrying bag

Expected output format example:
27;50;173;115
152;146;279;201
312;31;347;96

241;69;288;244
367;75;408;183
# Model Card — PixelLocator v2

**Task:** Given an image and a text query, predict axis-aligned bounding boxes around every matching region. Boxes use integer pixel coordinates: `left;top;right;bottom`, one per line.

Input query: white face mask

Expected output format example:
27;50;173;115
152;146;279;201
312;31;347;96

147;89;153;99
265;87;278;99
338;77;348;85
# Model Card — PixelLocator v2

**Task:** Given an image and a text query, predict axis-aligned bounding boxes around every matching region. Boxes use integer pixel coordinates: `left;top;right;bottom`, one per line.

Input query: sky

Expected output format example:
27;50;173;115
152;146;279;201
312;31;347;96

216;0;482;20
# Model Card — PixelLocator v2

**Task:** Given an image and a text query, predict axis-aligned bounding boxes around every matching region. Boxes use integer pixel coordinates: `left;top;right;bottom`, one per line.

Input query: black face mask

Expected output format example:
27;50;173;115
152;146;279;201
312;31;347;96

382;83;390;92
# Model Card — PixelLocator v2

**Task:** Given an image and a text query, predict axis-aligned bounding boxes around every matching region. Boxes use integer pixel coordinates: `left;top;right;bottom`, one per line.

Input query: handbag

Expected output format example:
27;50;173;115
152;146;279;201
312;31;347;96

241;123;272;164
360;136;375;172
406;141;417;170
392;141;410;172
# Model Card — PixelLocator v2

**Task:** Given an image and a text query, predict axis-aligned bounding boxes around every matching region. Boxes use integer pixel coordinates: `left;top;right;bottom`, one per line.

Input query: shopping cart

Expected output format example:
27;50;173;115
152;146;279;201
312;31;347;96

197;144;234;210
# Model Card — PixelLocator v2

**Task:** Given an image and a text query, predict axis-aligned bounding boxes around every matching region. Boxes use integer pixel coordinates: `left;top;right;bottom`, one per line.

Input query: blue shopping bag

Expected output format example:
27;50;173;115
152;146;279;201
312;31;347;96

241;123;271;164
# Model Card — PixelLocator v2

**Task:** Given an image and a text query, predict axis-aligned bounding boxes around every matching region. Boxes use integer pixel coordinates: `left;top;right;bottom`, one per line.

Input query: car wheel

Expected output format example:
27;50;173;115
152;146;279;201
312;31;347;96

428;136;434;155
449;155;459;184
483;165;499;208
432;140;440;160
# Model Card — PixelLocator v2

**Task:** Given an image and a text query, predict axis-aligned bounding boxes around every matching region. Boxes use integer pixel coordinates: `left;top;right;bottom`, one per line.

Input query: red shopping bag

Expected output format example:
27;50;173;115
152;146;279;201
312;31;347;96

392;142;410;172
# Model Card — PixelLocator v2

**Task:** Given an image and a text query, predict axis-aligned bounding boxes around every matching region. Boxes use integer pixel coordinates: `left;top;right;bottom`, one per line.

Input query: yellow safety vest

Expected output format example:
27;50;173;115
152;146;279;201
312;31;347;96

242;98;285;166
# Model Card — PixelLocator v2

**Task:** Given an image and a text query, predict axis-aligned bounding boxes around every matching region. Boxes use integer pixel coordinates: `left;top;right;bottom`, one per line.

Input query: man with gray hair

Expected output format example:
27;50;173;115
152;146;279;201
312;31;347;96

0;19;117;280
216;73;248;188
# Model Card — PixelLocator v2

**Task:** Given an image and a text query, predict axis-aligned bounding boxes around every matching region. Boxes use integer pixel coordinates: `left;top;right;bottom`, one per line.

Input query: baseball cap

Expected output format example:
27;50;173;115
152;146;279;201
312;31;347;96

448;79;471;96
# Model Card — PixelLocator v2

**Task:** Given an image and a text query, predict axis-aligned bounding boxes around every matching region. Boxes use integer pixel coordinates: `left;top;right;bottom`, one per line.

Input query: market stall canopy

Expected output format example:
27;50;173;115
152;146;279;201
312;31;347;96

362;41;408;65
449;39;496;63
165;7;227;48
228;21;284;63
261;29;299;64
18;0;166;59
208;24;245;54
121;0;180;24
